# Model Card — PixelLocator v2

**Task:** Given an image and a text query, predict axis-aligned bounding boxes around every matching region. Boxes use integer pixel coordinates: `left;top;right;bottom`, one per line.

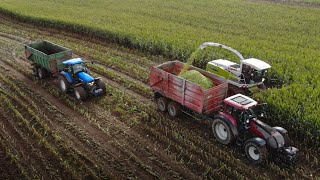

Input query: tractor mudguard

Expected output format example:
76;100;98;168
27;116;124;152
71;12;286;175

94;77;101;81
246;137;266;147
213;115;239;138
60;71;73;83
217;112;238;126
78;72;94;83
273;127;287;135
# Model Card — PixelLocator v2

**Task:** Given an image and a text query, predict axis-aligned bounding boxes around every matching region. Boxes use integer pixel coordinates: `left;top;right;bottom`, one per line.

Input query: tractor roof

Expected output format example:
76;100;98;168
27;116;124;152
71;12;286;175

224;94;257;110
63;58;83;65
242;58;271;71
209;59;239;68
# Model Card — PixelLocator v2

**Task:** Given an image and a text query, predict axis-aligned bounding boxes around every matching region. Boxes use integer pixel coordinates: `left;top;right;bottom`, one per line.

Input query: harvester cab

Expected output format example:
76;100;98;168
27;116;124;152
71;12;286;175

199;42;271;91
59;58;106;100
213;94;298;164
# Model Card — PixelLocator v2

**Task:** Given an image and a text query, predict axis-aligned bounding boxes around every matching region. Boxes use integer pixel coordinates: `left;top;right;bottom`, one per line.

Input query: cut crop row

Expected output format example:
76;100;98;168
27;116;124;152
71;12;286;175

43;83;184;179
89;64;152;98
0;101;62;178
0;72;106;179
0;62;140;178
0;111;28;179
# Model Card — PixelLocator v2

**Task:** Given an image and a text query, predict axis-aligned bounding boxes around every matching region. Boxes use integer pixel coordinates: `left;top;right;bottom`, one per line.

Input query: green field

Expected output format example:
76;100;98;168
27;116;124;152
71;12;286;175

0;0;319;145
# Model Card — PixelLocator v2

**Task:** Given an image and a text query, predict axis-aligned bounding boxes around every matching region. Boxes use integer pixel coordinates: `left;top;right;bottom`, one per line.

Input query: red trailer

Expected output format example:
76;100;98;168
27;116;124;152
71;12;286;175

149;61;298;164
149;61;228;117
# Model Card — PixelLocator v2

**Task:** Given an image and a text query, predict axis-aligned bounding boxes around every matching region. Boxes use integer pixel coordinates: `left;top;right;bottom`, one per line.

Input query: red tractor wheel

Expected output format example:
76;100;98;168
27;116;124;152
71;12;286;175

212;118;236;145
244;141;268;164
157;97;168;112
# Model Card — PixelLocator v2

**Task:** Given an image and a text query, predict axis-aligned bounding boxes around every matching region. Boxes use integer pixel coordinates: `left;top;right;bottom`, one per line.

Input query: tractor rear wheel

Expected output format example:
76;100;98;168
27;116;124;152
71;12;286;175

59;75;70;93
212;118;235;145
244;141;268;164
74;86;87;101
157;97;168;112
96;79;106;95
167;101;182;117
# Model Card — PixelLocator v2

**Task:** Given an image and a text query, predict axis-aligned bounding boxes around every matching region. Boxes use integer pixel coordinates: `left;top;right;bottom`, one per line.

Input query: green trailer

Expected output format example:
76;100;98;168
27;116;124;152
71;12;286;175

25;40;73;78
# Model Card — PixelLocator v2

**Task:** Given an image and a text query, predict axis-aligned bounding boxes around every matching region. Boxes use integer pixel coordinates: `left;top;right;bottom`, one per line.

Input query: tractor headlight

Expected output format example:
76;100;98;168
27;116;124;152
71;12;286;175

88;82;94;86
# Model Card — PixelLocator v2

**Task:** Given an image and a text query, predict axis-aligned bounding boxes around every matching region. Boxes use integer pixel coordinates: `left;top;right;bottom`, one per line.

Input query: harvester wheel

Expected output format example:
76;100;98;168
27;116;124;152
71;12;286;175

74;86;87;101
59;75;70;93
37;67;47;79
157;97;168;112
244;141;268;164
212;118;235;145
96;79;106;95
167;101;182;117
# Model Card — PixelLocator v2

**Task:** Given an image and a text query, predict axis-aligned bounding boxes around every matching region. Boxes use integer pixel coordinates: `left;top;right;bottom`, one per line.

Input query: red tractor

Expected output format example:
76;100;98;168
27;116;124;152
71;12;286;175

149;61;298;164
212;94;298;164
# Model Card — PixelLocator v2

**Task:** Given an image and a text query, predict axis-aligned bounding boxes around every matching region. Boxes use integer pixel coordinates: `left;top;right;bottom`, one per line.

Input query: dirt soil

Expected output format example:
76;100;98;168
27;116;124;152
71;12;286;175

0;14;319;179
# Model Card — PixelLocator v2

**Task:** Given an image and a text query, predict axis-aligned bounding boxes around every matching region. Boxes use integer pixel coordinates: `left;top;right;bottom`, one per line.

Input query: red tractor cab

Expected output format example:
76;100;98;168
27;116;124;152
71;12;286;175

212;94;298;164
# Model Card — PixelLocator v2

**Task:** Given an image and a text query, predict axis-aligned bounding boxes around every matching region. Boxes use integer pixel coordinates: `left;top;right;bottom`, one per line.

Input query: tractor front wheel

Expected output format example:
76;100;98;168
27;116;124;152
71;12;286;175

244;141;268;164
212;118;235;145
167;101;182;117
59;75;70;93
96;79;106;95
74;86;87;101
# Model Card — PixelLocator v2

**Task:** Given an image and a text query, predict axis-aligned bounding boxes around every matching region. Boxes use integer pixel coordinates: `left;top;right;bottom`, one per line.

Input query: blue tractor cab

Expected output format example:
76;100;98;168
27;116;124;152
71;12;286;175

59;58;106;100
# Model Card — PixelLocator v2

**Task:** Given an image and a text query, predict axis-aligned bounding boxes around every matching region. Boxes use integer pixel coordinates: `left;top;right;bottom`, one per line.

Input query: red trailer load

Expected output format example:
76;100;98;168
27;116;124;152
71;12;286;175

149;61;228;115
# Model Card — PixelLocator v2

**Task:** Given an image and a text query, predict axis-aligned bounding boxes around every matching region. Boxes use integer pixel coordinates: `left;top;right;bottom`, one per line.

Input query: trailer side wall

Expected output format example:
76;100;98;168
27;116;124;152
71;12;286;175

150;61;228;114
25;41;72;75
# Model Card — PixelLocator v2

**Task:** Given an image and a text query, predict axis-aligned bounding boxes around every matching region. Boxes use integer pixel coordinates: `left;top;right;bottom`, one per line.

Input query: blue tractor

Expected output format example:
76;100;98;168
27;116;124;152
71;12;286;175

58;58;106;100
